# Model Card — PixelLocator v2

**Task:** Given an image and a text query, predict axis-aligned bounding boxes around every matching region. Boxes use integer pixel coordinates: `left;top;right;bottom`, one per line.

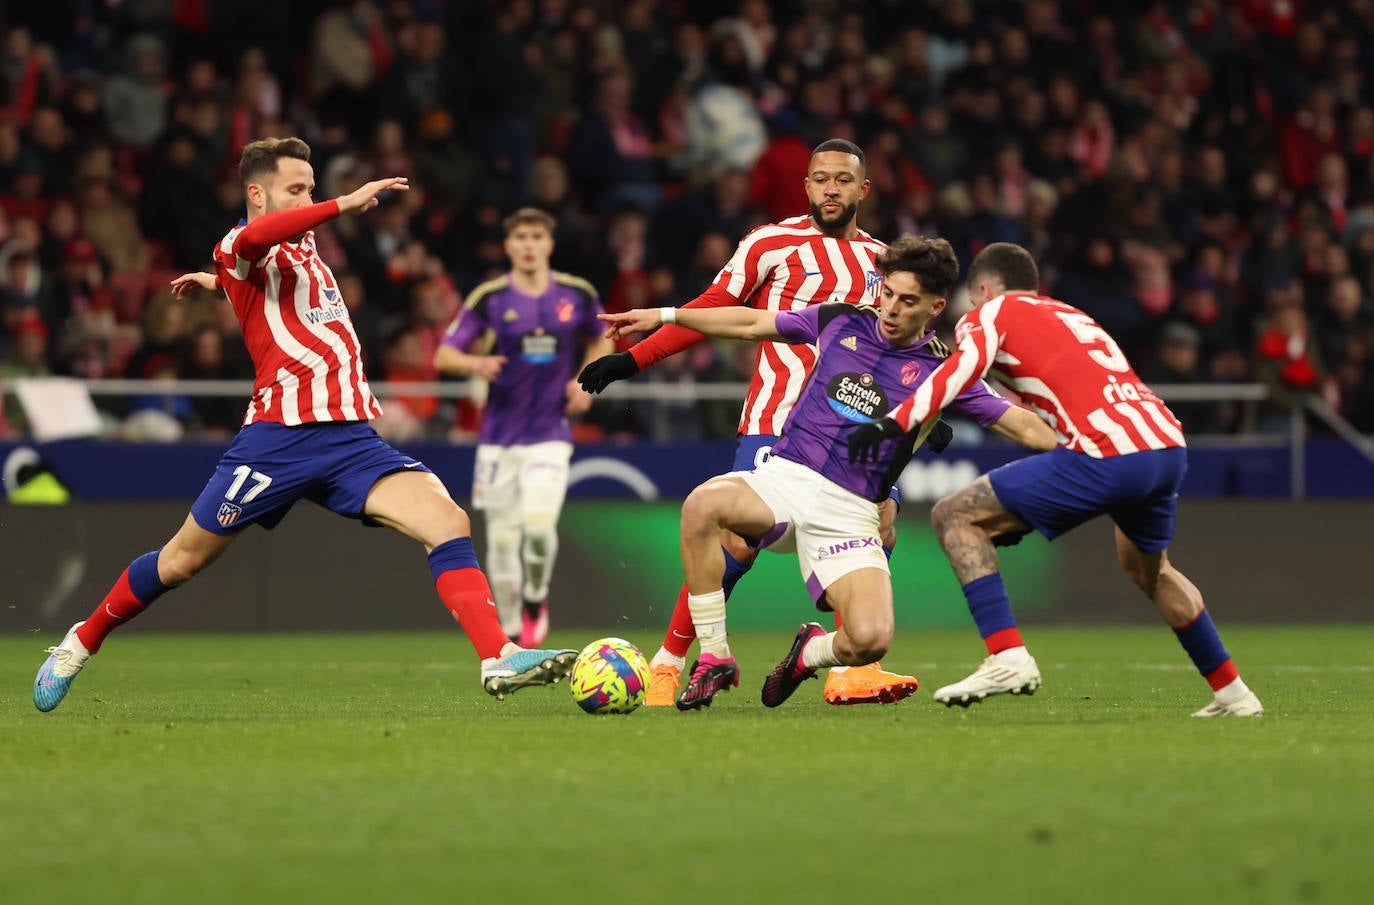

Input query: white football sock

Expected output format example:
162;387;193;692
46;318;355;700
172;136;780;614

651;647;687;670
802;631;841;669
688;590;730;659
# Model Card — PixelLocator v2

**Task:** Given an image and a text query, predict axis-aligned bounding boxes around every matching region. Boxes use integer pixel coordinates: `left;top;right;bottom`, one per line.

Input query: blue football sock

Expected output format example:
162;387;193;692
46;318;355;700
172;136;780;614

722;548;753;600
1173;609;1231;676
963;573;1017;638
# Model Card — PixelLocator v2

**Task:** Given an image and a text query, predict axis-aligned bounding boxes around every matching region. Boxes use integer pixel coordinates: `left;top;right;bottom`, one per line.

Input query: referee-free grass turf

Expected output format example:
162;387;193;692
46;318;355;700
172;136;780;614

2;626;1370;905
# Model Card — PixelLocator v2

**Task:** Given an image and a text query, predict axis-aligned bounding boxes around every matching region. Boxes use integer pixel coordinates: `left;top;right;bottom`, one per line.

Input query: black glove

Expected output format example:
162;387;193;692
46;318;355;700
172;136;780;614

578;352;639;393
847;416;905;464
927;419;954;454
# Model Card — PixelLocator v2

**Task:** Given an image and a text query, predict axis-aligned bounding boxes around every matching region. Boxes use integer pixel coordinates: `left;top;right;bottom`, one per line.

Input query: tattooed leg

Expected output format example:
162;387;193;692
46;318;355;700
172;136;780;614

931;476;1030;584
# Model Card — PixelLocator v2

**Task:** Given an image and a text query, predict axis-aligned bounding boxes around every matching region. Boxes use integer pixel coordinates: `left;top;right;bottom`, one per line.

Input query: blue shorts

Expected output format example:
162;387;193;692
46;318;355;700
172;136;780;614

986;446;1187;554
731;434;780;472
731;434;902;508
189;421;432;534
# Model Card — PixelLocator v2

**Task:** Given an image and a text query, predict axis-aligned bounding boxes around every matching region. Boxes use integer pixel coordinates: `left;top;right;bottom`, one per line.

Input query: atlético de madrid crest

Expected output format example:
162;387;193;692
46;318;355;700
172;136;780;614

217;502;243;527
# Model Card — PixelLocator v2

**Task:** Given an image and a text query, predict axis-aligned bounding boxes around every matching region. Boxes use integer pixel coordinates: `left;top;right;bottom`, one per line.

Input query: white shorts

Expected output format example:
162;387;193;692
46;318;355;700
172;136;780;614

472;441;573;520
737;456;888;608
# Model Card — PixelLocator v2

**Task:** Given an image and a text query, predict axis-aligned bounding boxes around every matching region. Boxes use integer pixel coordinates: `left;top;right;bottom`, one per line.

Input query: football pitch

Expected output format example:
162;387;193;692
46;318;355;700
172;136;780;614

3;625;1370;905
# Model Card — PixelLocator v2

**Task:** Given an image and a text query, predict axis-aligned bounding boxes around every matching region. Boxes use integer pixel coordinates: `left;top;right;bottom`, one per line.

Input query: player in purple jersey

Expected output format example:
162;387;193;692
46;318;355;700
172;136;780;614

599;235;1057;709
434;208;613;644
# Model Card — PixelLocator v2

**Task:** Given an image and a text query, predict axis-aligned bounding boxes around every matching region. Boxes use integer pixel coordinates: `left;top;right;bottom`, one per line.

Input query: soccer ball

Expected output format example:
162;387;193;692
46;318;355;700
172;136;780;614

569;638;650;714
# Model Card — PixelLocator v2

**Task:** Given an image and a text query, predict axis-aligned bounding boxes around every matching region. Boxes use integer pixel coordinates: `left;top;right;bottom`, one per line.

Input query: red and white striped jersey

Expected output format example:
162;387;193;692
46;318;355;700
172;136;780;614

214;222;381;426
633;215;886;436
891;292;1185;457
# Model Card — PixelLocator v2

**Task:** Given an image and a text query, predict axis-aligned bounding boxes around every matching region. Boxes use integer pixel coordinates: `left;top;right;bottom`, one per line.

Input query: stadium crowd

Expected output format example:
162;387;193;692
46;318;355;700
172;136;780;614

2;0;1373;442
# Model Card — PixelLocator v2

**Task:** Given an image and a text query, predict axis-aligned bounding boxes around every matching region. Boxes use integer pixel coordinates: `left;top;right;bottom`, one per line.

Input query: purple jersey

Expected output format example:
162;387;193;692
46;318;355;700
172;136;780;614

770;304;1012;501
442;272;603;445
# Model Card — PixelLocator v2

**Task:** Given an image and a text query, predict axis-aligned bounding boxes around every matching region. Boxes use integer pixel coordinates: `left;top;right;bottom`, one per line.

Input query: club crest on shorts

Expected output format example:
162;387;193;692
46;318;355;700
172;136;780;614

217;502;243;527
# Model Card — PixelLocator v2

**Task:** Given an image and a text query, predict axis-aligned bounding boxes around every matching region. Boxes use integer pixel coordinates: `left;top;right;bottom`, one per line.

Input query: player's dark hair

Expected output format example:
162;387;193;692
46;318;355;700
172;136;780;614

502;207;557;237
238;137;312;187
811;138;865;167
967;242;1040;292
874;234;959;299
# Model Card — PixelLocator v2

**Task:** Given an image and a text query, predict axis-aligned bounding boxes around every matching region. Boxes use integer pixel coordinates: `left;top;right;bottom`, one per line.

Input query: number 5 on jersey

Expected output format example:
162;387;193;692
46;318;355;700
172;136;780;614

1054;311;1130;372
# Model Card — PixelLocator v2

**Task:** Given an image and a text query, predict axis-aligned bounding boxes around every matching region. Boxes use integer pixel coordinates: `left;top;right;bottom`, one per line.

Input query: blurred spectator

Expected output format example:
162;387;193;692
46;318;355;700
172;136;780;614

746;115;812;222
0;1;1372;438
1137;322;1227;435
1253;303;1328;431
568;70;661;214
102;35;168;149
1055;236;1147;351
675;21;767;183
379;16;465;133
311;1;390;140
125;291;186;381
137;130;225;269
1;28;58;128
373;324;439;443
0;315;53;436
182;325;245;437
78;176;151;277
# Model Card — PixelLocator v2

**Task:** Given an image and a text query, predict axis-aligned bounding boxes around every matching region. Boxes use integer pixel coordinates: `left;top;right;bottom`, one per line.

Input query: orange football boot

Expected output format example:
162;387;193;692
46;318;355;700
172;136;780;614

645;663;682;707
823;662;920;705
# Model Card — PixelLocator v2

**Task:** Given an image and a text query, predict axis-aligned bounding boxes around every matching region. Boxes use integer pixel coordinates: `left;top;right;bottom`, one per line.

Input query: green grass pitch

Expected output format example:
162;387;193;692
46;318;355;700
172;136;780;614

3;626;1370;905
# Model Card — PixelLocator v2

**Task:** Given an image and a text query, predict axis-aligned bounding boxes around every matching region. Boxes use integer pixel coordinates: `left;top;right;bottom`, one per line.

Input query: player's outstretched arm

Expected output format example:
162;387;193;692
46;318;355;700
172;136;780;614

170;271;219;298
987;406;1059;451
599;306;782;343
434;345;506;381
336;176;409;215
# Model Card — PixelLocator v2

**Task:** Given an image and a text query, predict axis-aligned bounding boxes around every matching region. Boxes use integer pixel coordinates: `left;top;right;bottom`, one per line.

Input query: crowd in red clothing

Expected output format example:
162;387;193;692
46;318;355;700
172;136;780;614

2;1;1373;441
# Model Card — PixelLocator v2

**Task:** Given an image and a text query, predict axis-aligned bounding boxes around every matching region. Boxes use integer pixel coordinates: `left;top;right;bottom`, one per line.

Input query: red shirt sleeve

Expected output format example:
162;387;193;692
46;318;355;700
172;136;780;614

628;281;741;369
232;200;341;261
628;227;773;370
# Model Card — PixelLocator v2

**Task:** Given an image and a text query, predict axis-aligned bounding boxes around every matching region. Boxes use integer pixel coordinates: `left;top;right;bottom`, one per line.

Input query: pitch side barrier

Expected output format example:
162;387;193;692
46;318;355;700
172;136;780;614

4;378;1372;501
1;434;1371;503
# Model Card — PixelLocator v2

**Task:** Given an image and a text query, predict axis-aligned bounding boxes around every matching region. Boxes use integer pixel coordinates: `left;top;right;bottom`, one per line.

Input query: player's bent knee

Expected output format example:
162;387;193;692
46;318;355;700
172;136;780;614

842;617;893;663
521;510;559;534
930;494;962;529
681;486;726;536
488;526;522;551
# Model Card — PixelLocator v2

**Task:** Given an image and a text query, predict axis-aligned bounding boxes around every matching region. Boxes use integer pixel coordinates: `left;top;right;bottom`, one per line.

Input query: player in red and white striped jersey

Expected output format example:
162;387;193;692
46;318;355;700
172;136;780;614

635;210;886;435
213;201;381;426
579;139;925;708
848;242;1262;717
32;138;578;714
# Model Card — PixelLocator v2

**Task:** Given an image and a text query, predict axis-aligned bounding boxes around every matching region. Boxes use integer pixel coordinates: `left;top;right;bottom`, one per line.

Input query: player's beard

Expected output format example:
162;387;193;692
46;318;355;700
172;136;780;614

810;199;859;233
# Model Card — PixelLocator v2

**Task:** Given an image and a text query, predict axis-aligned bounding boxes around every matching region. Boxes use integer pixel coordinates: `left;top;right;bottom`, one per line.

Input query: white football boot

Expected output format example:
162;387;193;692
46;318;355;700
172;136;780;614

934;650;1042;707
